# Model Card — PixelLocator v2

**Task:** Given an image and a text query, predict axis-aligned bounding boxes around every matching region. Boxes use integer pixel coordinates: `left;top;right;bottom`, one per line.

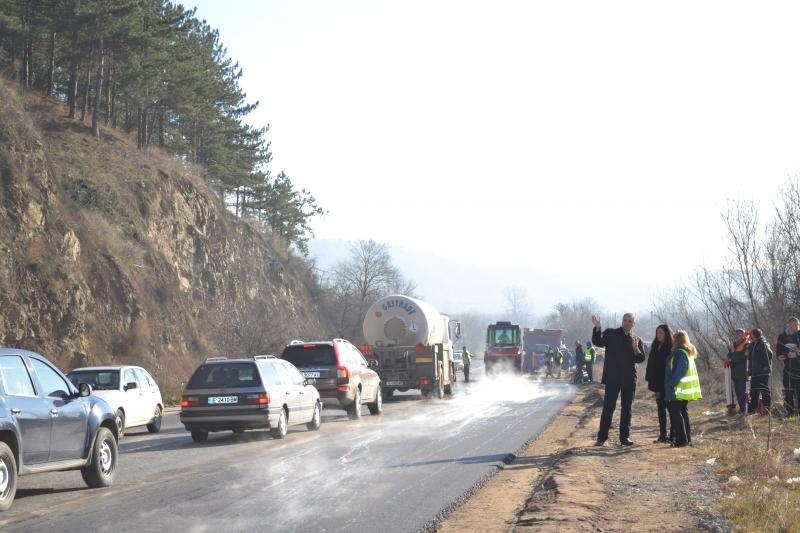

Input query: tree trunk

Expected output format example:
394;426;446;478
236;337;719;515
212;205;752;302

47;31;56;96
68;29;79;118
91;38;104;138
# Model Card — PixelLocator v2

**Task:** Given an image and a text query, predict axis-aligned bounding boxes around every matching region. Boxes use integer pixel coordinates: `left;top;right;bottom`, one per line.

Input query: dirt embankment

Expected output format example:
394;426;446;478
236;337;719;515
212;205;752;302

436;384;731;532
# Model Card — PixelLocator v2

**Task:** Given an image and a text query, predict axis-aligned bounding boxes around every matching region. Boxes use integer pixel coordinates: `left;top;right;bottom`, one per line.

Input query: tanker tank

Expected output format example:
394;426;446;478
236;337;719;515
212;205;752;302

363;294;448;347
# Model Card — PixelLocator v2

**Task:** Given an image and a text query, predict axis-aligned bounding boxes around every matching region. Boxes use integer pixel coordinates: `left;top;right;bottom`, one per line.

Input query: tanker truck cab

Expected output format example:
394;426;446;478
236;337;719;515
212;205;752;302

361;295;458;401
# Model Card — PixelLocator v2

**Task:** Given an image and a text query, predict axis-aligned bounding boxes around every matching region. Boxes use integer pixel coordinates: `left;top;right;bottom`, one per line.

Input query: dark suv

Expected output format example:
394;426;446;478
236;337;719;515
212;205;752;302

0;348;119;511
280;339;382;419
179;355;322;442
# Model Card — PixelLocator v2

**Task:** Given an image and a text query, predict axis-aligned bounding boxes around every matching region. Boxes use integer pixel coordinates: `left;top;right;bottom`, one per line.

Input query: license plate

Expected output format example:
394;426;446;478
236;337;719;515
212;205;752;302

302;371;320;378
386;381;404;386
208;396;238;404
415;357;433;363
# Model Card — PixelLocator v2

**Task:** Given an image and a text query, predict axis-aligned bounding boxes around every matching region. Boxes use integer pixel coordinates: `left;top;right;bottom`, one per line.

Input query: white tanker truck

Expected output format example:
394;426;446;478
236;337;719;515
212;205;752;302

360;294;460;400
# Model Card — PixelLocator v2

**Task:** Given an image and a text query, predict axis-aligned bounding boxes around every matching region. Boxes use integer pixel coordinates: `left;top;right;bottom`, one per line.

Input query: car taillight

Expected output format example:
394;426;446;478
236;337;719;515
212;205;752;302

245;393;269;405
420;378;430;386
415;343;427;355
337;366;349;379
181;395;199;407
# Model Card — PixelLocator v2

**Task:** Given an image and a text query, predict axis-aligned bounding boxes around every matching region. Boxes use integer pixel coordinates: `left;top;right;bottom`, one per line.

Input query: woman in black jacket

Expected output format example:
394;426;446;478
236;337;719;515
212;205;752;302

645;324;674;442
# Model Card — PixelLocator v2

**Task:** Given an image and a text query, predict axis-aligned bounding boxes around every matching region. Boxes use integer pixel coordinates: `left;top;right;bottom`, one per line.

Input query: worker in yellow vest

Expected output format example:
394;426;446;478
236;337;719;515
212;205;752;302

664;330;702;448
583;341;596;382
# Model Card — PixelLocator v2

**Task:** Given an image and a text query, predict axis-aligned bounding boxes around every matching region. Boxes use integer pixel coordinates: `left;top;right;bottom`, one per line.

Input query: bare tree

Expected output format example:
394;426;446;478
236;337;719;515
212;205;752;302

321;240;415;343
503;285;531;326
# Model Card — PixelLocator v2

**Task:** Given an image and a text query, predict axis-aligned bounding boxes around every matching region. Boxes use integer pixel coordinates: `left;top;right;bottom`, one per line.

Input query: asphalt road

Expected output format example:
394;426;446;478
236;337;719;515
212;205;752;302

0;362;576;533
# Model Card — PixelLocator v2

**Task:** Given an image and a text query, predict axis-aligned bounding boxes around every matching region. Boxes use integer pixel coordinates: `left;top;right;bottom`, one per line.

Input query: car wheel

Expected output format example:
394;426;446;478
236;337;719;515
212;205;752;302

367;385;382;415
146;406;162;433
115;409;125;439
271;408;288;439
81;427;118;488
348;388;362;420
0;442;17;512
191;430;209;443
307;401;321;431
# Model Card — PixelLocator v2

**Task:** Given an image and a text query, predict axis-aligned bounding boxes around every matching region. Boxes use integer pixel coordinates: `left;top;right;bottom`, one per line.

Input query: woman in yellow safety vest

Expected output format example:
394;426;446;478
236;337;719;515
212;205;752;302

664;330;702;448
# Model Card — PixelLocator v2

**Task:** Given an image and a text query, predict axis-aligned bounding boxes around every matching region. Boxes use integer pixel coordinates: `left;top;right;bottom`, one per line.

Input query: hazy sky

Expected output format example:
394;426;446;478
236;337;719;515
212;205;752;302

189;0;800;315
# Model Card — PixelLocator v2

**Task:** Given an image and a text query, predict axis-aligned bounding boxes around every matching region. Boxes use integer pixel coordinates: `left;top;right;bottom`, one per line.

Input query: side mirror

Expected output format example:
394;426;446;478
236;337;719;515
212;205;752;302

79;382;93;397
124;381;138;391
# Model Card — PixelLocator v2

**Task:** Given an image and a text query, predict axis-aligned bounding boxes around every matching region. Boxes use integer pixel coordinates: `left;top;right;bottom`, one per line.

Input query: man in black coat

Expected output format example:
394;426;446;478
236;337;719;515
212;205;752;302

591;312;646;446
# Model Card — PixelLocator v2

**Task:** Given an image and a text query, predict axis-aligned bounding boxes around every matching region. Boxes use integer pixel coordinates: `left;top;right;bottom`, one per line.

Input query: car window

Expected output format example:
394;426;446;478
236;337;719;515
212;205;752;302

123;368;139;388
259;362;281;387
273;361;295;386
282;345;336;367
350;345;368;366
132;368;155;388
187;363;260;389
68;370;120;391
0;355;36;396
30;358;72;398
280;361;305;386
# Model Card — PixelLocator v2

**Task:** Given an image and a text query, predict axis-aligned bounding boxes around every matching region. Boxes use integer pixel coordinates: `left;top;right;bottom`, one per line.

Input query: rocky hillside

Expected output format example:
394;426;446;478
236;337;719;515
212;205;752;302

0;79;331;398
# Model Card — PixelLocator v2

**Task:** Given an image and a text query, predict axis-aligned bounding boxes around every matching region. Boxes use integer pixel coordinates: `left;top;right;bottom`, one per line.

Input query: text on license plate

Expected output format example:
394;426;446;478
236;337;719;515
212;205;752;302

302;371;320;378
386;381;404;386
208;396;238;404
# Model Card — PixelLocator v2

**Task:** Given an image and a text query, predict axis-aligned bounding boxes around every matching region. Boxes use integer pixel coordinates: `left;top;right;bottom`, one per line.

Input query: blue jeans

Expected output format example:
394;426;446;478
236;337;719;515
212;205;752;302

597;385;635;442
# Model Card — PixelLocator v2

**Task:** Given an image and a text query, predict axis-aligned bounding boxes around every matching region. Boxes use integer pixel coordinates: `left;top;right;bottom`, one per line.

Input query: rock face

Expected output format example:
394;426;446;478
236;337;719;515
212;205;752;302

0;80;330;398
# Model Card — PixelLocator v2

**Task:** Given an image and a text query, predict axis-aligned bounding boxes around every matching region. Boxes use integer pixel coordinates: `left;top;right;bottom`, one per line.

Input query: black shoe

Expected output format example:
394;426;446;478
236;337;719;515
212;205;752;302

594;439;606;446
620;438;635;446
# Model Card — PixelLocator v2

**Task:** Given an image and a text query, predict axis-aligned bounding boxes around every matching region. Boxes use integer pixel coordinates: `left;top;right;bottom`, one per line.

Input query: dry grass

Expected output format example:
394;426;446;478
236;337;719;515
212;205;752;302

698;403;800;532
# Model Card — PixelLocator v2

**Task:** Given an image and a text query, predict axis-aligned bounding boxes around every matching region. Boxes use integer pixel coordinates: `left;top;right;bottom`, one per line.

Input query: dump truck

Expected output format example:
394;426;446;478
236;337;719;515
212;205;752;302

361;294;460;400
523;328;564;373
484;321;524;374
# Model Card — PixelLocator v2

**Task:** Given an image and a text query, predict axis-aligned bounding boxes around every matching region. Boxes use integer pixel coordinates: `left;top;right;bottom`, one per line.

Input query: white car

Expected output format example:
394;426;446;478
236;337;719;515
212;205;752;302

453;351;465;372
67;365;164;438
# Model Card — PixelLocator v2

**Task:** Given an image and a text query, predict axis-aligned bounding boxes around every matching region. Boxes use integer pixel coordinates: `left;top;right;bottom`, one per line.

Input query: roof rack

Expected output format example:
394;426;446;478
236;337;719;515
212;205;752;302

204;356;228;362
253;354;276;359
287;340;304;345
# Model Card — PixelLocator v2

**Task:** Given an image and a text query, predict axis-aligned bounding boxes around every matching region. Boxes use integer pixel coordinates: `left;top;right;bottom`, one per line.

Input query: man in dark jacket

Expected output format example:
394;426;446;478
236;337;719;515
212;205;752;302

747;328;772;414
591;313;646;446
776;317;800;416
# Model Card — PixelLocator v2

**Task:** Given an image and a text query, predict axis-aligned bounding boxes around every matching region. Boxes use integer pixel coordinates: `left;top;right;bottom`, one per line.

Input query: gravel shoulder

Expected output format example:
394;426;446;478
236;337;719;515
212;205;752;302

435;382;729;532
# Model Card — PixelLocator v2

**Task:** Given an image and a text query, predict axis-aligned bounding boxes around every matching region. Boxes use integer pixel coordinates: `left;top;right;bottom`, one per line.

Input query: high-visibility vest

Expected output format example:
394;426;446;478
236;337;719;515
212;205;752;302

671;348;702;401
584;347;595;362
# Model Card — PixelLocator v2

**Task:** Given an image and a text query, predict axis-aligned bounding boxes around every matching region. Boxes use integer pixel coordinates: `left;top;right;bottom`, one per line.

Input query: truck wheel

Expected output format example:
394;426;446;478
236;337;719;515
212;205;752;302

382;388;394;402
444;383;453;395
0;441;17;511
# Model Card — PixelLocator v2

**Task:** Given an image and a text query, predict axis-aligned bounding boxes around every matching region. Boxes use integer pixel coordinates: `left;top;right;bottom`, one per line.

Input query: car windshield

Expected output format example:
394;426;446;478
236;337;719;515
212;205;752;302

68;370;119;391
187;362;262;389
453;352;463;361
282;345;336;367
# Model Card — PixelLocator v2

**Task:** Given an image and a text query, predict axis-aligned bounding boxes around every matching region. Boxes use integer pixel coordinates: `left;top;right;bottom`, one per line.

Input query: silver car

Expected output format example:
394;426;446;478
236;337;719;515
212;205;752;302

179;355;321;442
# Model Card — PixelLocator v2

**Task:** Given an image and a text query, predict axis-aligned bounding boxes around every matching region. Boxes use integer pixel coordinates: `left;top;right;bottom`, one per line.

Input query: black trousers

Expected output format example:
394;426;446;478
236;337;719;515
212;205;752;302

655;396;669;439
783;374;800;415
667;399;690;446
749;375;771;413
